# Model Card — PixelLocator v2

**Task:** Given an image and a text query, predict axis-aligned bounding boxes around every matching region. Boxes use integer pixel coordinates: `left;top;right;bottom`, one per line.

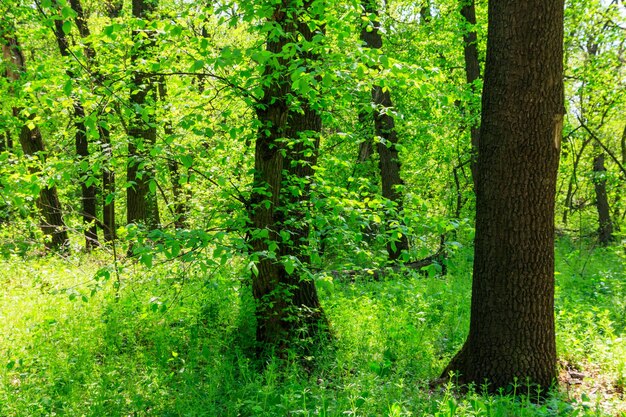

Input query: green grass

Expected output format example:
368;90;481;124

0;239;624;416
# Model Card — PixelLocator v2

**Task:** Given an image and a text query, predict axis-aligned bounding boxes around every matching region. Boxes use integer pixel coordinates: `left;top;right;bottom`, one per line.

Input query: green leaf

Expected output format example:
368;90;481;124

63;79;72;95
62;21;72;35
284;257;295;275
190;60;205;72
141;253;153;268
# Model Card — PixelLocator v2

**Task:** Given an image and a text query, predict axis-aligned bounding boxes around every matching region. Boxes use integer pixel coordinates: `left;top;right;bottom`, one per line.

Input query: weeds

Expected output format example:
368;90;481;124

0;239;624;416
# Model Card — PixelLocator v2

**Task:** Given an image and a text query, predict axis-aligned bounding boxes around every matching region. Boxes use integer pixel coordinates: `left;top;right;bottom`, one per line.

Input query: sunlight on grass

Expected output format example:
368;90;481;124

0;239;624;416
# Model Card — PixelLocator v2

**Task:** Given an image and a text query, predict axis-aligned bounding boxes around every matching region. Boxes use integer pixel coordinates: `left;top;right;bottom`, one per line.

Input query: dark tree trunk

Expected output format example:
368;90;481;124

592;148;613;245
105;0;123;18
3;30;69;250
52;6;99;250
19;123;70;250
361;0;409;261
443;0;563;391
127;0;160;229
459;0;481;184
249;0;327;351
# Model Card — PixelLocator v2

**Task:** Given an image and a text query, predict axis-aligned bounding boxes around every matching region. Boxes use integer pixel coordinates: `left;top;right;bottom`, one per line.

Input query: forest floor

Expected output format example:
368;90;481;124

0;238;624;416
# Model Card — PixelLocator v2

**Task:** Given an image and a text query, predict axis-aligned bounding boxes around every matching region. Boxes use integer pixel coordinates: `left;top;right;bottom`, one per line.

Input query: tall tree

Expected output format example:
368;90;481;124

249;0;328;350
360;0;409;261
586;41;614;245
127;0;160;229
2;29;70;250
50;1;99;250
459;0;481;184
442;0;564;391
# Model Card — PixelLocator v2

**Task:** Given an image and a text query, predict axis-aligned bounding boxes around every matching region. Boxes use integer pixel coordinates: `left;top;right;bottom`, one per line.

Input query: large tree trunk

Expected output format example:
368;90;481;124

249;0;327;351
2;30;69;250
443;0;563;391
52;5;99;250
127;0;160;230
361;0;409;261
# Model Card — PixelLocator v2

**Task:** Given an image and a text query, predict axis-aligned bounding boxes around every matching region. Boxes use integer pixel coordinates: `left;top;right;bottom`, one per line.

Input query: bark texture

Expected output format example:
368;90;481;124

249;0;328;351
2;30;69;250
360;0;409;261
443;0;563;391
127;0;160;229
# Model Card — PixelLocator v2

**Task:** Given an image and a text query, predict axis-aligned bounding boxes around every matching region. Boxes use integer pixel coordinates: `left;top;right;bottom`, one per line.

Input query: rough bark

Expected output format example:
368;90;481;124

249;0;328;351
443;0;563;391
127;0;160;229
2;30;69;250
361;0;409;261
459;0;481;184
52;5;99;249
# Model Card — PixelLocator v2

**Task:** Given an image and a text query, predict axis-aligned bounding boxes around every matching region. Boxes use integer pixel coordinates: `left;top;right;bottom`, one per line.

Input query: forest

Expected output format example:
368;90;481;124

0;0;625;415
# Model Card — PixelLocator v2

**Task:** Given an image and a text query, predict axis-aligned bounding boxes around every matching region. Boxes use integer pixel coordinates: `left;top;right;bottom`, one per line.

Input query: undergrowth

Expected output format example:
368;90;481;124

0;238;624;416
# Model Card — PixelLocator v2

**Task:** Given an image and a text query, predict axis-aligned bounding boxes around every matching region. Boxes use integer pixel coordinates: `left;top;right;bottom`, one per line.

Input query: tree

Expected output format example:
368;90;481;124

50;1;99;250
442;0;564;391
459;0;481;184
248;0;328;351
68;0;117;242
358;0;410;261
2;28;70;250
127;0;160;230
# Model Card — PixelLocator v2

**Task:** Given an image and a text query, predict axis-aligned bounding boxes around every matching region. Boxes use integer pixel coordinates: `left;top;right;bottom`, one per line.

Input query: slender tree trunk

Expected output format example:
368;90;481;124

249;0;328;351
443;0;563;391
361;0;409;261
18;122;70;250
0;131;12;151
562;137;591;225
52;5;99;249
127;0;160;229
2;29;69;250
592;145;613;245
459;0;481;185
69;0;117;241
